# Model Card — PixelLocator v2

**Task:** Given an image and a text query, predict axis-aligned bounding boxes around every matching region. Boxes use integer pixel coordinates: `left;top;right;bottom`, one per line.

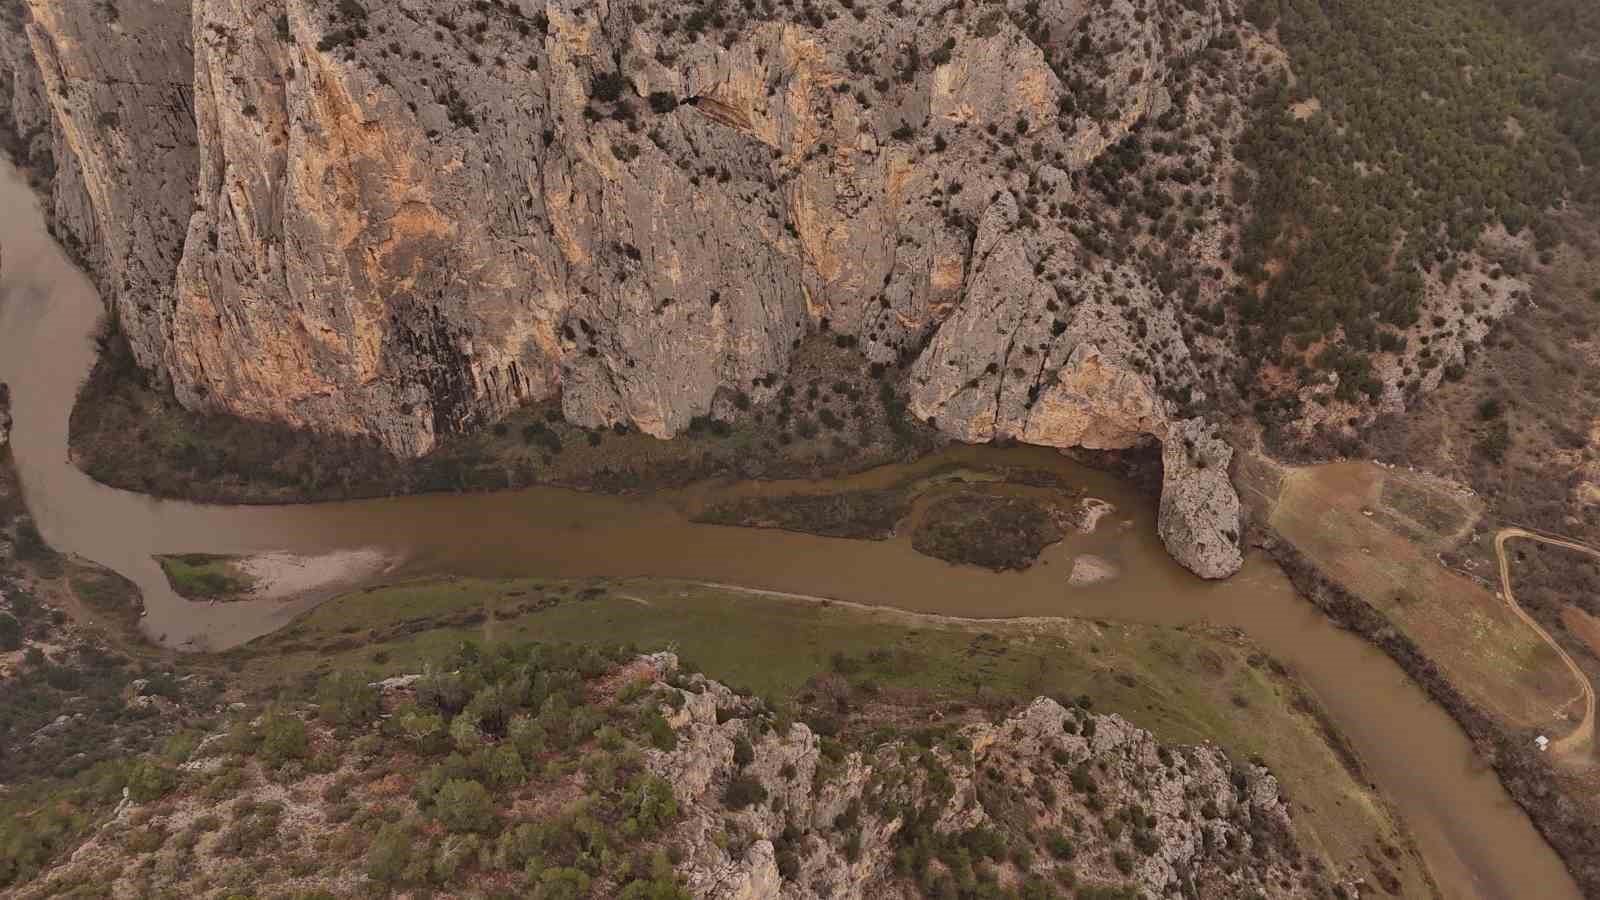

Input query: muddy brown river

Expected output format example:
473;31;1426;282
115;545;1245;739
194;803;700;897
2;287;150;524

0;163;1580;899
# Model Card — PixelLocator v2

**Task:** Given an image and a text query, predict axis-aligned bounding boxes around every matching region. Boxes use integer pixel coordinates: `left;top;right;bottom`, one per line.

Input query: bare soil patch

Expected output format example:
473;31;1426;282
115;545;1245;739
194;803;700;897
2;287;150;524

1271;463;1577;730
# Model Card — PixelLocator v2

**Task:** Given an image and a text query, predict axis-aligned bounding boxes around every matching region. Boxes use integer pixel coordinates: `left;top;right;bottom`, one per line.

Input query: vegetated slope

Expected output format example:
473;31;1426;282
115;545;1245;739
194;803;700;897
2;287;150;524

0;404;219;889
21;644;1332;899
0;561;1436;898
1238;0;1598;458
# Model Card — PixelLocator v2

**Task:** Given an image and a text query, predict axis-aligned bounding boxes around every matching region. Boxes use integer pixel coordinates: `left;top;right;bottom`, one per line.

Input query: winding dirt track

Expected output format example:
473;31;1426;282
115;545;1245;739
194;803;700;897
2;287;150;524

1494;528;1597;757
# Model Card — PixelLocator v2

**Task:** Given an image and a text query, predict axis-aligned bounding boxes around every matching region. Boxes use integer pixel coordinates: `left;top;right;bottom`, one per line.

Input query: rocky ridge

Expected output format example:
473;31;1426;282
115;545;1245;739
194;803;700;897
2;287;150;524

1;0;1267;575
648;653;1316;899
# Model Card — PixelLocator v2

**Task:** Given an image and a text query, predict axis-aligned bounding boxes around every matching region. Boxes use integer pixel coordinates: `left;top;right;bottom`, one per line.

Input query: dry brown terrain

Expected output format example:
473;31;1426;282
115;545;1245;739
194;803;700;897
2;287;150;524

1268;462;1580;733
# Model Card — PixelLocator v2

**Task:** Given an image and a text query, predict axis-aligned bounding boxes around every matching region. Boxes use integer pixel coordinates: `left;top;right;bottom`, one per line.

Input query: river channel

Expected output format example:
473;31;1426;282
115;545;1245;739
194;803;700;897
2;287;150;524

0;163;1579;900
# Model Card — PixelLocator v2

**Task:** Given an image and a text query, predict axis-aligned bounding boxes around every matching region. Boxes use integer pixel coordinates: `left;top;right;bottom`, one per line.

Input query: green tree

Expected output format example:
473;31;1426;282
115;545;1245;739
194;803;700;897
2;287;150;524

620;774;678;839
1479;420;1512;463
394;704;446;749
450;714;483;752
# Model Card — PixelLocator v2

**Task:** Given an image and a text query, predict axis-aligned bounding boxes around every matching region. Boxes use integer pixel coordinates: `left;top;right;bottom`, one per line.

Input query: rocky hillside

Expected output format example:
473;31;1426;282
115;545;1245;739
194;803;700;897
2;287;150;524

2;0;1583;577
15;647;1333;899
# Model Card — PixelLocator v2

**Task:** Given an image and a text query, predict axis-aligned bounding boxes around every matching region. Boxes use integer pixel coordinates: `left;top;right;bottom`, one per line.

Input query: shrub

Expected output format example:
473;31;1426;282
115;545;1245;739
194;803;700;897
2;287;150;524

534;866;591;899
435;778;496;833
366;822;411;883
259;713;309;766
721;775;767;810
591;71;627;103
317;670;379;727
484;744;527;788
1478;420;1512;463
645;712;677;751
125;758;177;803
620;774;679;839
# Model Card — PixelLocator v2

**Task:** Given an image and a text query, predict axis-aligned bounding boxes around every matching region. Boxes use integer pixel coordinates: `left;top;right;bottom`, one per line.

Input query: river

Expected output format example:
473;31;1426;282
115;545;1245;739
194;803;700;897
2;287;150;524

0;163;1579;900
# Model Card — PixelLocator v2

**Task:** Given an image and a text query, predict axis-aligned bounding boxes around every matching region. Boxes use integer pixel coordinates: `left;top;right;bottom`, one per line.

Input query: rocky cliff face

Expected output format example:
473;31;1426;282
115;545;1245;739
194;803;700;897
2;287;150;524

0;0;1254;575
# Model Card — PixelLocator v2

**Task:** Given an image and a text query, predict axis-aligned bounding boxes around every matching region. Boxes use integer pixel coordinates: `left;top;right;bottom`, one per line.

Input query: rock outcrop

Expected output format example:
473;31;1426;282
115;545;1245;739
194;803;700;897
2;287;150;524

0;0;1256;575
648;654;1317;899
1158;418;1243;578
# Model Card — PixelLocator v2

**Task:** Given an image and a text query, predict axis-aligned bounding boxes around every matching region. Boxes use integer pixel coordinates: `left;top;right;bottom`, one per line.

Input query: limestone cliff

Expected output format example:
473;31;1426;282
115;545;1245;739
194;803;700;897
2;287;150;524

0;0;1256;575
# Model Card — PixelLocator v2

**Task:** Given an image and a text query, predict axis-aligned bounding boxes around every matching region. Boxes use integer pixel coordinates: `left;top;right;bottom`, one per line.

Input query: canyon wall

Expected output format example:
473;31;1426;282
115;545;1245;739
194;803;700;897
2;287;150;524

0;0;1252;576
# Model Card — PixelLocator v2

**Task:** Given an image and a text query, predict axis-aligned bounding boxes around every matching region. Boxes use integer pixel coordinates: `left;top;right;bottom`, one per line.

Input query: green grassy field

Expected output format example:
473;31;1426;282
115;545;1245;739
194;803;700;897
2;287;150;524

226;576;1432;896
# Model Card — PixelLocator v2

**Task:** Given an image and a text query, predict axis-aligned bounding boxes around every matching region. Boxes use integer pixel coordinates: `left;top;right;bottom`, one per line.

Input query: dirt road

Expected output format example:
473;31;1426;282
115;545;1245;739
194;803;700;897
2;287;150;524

1494;527;1597;757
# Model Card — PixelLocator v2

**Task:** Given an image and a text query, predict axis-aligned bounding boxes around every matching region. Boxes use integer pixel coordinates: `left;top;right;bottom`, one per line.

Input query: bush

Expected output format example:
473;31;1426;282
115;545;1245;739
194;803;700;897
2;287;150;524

366;822;411;883
125;758;177;803
484;744;527;788
534;866;591;899
645;712;677;751
619;876;691;899
721;775;767;810
259;713;309;766
591;71;626;103
620;774;678;838
0;613;20;651
435;778;496;833
317;670;379;727
1478;420;1512;463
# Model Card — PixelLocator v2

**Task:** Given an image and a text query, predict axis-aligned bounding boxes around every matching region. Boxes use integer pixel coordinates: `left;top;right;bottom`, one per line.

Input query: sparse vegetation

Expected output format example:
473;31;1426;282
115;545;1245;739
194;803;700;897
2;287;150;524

70;333;938;503
911;490;1069;571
